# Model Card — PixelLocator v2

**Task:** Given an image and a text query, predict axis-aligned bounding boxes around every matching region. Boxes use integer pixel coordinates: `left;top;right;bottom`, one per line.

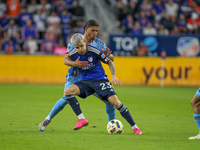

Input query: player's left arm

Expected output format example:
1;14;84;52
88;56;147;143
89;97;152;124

101;47;114;62
107;60;121;85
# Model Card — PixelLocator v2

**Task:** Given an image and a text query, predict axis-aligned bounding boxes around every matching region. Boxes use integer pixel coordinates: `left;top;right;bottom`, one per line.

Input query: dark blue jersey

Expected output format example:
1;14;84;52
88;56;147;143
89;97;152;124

69;45;110;80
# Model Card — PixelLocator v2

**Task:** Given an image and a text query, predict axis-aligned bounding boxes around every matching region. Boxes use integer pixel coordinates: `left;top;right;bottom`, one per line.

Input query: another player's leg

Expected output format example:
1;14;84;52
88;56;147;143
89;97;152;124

189;88;200;140
108;95;143;134
39;97;68;131
64;83;89;130
39;81;73;131
93;93;115;121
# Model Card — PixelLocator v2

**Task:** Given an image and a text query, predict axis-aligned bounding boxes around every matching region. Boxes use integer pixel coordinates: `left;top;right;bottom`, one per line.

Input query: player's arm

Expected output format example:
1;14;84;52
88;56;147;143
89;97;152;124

108;60;121;85
101;47;114;61
64;53;88;68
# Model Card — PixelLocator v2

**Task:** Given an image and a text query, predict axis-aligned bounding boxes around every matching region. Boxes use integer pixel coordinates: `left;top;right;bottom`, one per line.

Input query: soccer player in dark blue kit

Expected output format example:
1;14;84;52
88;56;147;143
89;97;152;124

39;19;115;131
64;33;143;134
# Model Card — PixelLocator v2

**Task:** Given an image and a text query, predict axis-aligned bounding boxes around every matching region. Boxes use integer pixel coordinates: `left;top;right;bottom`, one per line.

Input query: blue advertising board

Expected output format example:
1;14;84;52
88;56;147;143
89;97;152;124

109;35;200;57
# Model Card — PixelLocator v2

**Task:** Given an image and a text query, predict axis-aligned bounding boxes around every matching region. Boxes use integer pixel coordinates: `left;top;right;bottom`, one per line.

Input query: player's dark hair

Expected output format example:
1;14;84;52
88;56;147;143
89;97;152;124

83;19;99;30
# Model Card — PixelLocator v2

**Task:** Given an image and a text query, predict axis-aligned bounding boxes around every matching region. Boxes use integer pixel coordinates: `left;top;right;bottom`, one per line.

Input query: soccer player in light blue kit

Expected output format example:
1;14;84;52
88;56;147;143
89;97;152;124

189;88;200;140
39;20;115;131
63;33;142;134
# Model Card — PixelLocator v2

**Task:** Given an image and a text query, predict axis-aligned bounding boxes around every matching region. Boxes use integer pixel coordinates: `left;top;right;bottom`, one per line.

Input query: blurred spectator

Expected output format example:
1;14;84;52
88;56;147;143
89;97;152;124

139;0;152;16
122;13;134;33
54;39;66;55
0;12;10;32
1;35;20;54
33;8;46;33
64;0;74;9
132;41;148;56
27;0;38;14
68;0;85;20
37;0;51;14
23;35;38;54
157;24;169;35
53;0;66;16
21;18;38;40
62;23;72;42
7;19;20;40
46;11;61;26
60;9;72;25
143;22;157;35
191;1;200;14
130;21;142;35
17;7;33;27
186;12;200;34
40;34;58;54
170;25;180;35
0;0;6;18
165;0;178;21
6;0;20;18
162;16;176;31
114;0;128;27
137;10;149;29
176;13;187;34
152;0;165;21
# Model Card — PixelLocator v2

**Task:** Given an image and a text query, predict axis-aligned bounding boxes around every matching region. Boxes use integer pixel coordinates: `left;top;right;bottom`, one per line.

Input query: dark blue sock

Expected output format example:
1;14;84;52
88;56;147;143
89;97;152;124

65;95;82;116
117;103;135;126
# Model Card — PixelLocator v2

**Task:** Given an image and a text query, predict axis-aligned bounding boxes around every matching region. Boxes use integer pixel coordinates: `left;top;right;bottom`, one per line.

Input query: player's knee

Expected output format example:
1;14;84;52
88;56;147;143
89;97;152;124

64;87;74;95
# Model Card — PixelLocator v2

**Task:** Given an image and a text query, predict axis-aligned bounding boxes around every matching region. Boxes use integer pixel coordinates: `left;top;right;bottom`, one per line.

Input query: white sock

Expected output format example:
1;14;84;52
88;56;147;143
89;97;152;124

132;124;138;130
45;115;51;121
78;113;85;119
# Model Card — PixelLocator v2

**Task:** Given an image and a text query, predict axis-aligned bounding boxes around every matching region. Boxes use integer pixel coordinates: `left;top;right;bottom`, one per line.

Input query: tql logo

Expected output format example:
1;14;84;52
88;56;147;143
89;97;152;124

177;37;200;57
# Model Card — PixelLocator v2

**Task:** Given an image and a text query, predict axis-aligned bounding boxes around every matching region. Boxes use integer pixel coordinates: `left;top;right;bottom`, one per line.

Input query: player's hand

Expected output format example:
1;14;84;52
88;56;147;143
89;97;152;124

111;75;121;85
74;56;88;68
101;47;112;56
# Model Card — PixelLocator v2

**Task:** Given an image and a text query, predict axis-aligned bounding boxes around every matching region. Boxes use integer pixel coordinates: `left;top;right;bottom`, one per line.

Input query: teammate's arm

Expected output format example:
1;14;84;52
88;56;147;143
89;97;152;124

108;60;121;85
64;53;88;68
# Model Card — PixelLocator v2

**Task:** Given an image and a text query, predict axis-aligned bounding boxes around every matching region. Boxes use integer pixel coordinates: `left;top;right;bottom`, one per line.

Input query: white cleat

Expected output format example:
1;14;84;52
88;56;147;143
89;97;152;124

39;119;51;131
189;133;200;140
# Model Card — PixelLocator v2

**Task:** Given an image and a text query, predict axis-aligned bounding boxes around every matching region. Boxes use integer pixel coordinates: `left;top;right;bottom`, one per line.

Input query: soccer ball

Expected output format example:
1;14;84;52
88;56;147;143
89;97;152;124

107;119;123;134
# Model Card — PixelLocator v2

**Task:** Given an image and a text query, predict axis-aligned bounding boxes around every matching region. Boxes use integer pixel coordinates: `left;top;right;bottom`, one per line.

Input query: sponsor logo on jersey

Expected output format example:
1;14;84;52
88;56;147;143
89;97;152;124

177;37;200;56
88;57;93;62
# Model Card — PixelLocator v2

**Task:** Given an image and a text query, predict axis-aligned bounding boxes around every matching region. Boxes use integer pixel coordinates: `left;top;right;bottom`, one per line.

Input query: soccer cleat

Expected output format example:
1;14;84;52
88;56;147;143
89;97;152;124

133;128;143;134
73;119;89;130
39;119;51;131
189;133;200;140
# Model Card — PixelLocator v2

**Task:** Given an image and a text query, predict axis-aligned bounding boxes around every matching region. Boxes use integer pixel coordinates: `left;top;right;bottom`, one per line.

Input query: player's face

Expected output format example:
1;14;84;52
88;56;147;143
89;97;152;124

85;26;99;41
74;41;87;55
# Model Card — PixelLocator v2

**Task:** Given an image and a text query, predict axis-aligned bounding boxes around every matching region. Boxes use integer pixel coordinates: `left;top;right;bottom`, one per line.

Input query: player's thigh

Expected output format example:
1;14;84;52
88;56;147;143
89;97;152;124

64;84;80;95
107;95;121;108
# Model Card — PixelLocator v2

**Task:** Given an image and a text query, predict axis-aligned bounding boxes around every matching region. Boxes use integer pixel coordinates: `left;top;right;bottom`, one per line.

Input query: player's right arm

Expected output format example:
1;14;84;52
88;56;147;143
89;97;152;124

64;42;88;68
64;54;88;68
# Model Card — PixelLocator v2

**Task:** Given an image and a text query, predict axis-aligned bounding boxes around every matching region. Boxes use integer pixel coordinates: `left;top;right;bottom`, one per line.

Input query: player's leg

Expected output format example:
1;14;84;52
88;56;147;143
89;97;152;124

93;93;115;121
189;88;200;140
39;79;77;131
108;95;143;134
64;83;91;130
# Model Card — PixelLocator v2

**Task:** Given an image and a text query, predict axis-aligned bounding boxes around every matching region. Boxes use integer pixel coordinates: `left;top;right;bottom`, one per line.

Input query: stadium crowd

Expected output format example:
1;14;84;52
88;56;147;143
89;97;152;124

1;0;200;54
0;0;85;54
106;0;200;35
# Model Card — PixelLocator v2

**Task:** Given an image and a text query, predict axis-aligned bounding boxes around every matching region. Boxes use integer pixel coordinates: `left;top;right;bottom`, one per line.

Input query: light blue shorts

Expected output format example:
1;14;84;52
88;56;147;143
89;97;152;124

195;88;200;98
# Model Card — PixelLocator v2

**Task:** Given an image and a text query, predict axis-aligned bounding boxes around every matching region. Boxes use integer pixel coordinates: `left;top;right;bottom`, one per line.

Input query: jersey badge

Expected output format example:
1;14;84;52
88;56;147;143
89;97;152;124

88;57;93;62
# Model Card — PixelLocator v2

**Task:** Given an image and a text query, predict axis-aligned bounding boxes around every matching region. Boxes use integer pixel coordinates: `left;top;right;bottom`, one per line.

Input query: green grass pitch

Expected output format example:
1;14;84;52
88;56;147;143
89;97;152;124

0;84;199;150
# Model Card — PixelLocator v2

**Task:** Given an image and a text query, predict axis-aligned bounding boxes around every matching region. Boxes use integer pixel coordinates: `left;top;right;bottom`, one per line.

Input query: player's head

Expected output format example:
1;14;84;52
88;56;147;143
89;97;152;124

84;19;99;41
71;33;86;55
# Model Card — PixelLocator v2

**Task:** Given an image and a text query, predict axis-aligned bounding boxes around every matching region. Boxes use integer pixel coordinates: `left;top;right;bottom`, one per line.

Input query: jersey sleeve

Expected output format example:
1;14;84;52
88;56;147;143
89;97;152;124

99;51;110;64
94;38;106;51
66;42;75;54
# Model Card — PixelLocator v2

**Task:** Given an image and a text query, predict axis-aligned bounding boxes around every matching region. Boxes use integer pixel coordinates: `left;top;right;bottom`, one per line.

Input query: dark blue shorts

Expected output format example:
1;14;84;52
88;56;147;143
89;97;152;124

74;79;116;101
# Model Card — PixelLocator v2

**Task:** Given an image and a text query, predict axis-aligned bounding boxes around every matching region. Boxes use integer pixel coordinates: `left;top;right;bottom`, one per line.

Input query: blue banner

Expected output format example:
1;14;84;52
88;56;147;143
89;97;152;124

109;35;200;57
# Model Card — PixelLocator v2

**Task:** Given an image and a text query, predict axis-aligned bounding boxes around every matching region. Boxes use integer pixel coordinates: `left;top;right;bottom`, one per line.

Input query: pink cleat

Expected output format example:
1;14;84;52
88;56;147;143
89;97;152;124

133;128;143;134
73;119;89;130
